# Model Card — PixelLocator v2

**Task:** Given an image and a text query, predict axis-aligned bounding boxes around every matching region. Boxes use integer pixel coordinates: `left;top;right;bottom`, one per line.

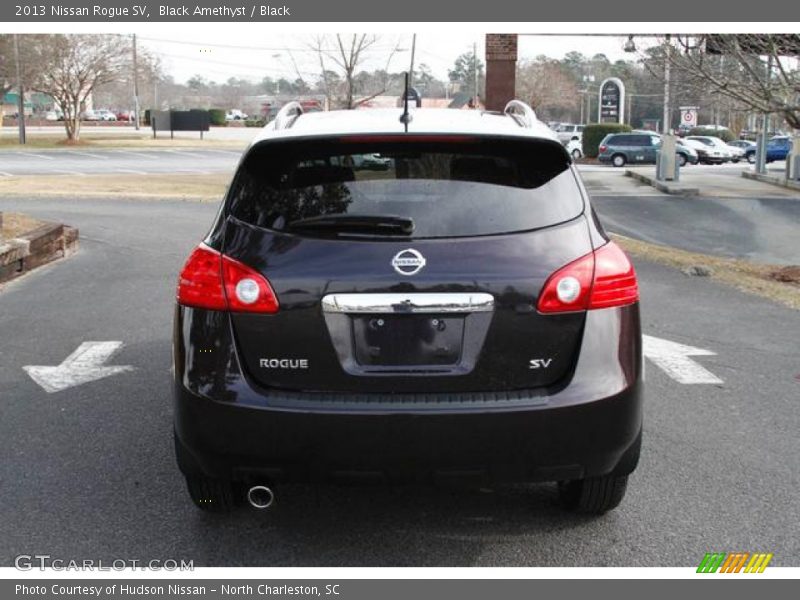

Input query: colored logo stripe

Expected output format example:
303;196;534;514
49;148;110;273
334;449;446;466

697;553;726;573
719;553;749;573
744;553;773;573
697;552;773;573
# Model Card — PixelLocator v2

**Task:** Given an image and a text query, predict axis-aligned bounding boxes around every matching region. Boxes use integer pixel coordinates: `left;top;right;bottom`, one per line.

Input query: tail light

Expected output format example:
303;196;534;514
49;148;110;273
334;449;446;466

599;144;608;153
537;242;638;313
177;244;279;313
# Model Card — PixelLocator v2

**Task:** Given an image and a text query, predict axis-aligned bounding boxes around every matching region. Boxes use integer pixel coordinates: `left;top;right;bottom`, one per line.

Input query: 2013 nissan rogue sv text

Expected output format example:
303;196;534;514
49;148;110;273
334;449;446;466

172;100;643;514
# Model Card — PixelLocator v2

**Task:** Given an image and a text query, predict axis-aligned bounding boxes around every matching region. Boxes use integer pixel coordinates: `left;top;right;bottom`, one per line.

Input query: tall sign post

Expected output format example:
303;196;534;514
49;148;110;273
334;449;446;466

597;77;625;124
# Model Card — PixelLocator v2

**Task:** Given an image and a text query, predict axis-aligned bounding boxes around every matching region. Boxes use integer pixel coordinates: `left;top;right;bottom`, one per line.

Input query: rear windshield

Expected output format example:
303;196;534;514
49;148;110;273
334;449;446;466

227;136;582;239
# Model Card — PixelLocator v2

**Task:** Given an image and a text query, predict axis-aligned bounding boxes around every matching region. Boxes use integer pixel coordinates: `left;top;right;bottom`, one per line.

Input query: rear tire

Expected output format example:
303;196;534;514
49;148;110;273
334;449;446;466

678;154;687;167
747;153;756;164
611;154;626;168
558;474;629;514
185;475;234;513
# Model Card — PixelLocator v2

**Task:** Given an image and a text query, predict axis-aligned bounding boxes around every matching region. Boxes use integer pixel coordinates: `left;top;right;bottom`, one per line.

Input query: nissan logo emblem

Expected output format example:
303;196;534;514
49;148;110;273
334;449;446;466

391;248;426;276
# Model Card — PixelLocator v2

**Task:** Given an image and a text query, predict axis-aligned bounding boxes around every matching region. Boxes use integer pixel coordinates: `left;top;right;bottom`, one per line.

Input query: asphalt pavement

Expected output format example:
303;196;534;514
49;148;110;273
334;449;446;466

1;196;798;567
591;194;800;264
0;147;241;176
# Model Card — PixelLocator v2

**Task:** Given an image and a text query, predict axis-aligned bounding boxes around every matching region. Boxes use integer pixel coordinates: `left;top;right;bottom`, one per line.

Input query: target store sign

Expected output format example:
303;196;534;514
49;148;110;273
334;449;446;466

681;107;698;128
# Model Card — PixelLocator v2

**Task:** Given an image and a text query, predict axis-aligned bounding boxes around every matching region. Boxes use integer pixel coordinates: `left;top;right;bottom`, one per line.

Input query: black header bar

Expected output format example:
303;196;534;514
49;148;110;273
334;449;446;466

2;0;800;22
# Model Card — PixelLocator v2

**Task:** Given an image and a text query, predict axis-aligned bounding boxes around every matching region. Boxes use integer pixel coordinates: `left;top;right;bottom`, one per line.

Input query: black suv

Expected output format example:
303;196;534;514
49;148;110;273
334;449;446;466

173;101;643;514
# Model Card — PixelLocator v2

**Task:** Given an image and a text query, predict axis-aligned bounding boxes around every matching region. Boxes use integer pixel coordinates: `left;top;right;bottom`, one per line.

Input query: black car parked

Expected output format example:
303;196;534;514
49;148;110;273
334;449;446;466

173;101;643;515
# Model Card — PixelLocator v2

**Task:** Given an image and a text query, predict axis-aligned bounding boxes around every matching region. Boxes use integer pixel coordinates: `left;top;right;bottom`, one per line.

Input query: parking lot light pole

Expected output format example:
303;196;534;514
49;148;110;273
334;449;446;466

756;54;772;175
663;34;671;135
13;34;26;145
132;33;140;131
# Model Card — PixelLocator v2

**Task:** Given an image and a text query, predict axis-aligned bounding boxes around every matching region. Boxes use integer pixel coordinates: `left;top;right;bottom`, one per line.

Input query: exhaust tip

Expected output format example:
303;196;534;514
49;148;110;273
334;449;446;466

247;485;275;509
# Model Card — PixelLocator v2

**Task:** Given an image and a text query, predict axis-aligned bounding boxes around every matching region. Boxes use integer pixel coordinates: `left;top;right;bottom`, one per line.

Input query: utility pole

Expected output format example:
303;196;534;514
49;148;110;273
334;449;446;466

13;34;26;145
662;34;671;135
585;92;591;124
757;53;773;174
473;41;478;108
627;94;632;126
408;34;416;88
132;33;140;130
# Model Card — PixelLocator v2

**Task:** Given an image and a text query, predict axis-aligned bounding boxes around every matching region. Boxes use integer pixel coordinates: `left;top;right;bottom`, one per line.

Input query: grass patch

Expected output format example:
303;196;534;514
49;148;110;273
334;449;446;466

1;212;46;239
0;174;228;201
612;233;800;310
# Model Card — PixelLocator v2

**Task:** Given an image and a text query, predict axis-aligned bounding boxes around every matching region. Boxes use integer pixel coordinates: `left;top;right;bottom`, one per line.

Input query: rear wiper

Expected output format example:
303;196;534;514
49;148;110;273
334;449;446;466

286;214;414;236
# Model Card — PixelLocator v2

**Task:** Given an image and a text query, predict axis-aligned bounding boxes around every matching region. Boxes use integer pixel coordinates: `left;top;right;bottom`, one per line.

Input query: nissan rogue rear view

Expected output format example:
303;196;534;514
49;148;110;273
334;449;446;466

172;102;643;515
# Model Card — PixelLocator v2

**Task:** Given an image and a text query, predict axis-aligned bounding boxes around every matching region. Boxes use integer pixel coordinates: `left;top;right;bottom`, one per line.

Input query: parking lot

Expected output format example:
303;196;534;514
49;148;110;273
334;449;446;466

1;164;798;565
0;147;241;176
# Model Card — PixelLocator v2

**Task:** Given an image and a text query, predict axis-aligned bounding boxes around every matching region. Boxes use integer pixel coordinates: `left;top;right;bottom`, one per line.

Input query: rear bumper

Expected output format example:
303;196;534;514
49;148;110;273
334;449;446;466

175;382;642;484
173;305;643;484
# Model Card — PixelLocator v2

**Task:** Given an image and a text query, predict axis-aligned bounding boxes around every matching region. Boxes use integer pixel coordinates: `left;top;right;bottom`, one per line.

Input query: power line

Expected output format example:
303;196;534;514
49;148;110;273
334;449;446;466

154;51;320;78
139;36;404;53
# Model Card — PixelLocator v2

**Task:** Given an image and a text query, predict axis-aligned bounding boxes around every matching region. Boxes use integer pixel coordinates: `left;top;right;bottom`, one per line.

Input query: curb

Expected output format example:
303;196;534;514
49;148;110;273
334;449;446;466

624;170;700;195
0;220;79;285
741;170;800;192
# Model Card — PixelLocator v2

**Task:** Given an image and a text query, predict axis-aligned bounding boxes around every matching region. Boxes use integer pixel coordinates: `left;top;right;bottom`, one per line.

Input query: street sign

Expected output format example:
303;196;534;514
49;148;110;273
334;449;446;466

598;77;626;124
680;107;698;128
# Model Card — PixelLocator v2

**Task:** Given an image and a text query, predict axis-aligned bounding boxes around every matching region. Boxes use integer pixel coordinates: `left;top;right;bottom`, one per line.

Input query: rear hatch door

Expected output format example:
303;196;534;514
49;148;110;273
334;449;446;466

223;135;592;394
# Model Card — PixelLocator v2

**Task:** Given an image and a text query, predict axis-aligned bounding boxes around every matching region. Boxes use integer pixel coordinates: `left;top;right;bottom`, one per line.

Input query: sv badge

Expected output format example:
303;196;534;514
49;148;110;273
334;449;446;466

529;359;553;369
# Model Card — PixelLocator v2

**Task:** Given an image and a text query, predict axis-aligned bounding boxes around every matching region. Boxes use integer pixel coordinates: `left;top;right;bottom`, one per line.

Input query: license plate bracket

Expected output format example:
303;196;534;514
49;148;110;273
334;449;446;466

351;315;465;367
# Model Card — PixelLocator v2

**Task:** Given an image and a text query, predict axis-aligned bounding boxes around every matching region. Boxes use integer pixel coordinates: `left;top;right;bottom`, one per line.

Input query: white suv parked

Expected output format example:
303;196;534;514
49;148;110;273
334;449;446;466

555;123;585;144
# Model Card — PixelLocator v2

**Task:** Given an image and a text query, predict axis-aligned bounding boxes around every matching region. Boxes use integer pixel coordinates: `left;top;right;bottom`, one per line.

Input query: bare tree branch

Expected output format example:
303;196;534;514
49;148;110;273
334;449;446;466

25;34;130;141
657;34;800;130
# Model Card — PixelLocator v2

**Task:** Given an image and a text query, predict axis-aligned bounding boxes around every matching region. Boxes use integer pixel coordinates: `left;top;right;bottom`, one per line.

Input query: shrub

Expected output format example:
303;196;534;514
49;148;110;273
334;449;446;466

582;123;632;158
208;109;227;126
688;127;734;142
244;119;266;128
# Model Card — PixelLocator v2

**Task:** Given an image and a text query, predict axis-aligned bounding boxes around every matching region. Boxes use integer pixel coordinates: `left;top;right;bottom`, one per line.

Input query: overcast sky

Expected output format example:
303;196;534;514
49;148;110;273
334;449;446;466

139;33;659;85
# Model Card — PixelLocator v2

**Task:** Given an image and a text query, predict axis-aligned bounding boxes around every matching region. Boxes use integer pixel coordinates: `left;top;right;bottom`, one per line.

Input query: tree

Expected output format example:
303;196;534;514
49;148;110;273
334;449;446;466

187;75;210;93
415;63;445;97
663;35;800;130
310;34;402;109
448;50;484;95
93;46;162;113
28;34;130;141
516;59;579;120
0;36;15;120
219;77;252;108
0;35;38;125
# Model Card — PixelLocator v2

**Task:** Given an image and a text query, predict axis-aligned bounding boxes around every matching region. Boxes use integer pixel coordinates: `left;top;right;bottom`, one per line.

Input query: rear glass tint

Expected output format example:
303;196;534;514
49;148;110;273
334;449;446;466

228;136;583;239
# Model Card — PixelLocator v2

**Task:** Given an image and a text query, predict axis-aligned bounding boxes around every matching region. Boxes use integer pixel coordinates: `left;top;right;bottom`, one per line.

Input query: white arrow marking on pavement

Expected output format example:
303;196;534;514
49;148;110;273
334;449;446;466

643;335;723;385
23;341;134;393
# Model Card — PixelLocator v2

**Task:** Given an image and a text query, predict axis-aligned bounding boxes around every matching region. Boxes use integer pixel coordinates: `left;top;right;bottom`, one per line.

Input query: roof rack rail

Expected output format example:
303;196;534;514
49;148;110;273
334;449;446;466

274;101;304;130
503;100;537;128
